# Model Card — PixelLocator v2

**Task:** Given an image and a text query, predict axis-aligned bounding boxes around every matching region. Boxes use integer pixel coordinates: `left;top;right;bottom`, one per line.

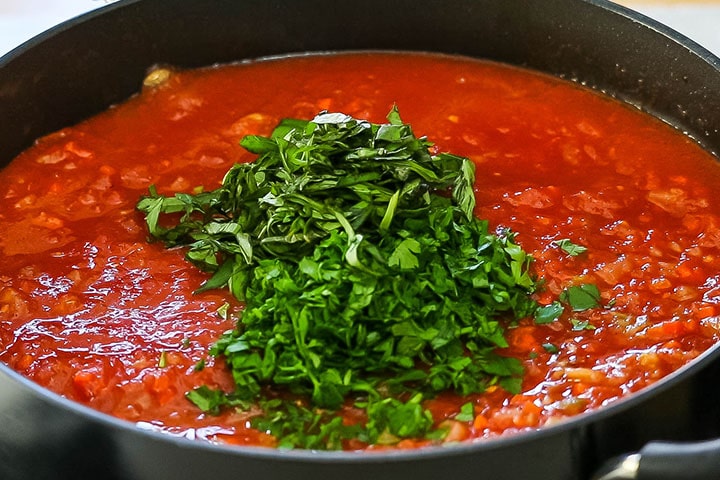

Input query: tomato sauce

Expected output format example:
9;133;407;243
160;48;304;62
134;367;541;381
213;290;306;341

1;52;720;448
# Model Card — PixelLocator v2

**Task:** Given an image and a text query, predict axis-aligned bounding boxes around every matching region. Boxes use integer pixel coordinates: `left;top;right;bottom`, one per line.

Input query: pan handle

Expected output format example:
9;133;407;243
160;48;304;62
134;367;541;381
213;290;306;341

591;438;720;480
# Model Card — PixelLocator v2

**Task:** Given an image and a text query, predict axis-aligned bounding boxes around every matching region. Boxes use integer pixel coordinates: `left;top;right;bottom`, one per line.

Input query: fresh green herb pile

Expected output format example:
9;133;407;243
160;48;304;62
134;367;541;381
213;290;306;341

137;108;554;449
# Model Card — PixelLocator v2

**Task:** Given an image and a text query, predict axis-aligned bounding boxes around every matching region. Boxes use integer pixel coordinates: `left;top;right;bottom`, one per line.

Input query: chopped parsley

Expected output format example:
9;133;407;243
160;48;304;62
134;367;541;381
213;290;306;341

157;351;167;368
552;238;588;256
570;319;597;331
534;301;564;324
455;402;476;422
137;108;558;448
560;284;602;311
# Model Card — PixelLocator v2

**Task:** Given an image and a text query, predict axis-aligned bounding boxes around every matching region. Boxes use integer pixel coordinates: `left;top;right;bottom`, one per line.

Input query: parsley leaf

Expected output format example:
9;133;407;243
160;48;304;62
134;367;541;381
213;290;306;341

570;319;597;331
534;301;564;324
560;284;602;311
455;402;475;422
552;238;588;256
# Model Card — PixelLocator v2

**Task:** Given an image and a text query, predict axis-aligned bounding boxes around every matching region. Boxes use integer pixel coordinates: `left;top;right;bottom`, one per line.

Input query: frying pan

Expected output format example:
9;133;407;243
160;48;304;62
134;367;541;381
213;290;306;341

1;1;720;479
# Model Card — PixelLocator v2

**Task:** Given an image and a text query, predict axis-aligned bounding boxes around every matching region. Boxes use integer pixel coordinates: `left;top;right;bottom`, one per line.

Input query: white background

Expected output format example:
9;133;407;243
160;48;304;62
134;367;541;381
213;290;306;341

0;1;719;58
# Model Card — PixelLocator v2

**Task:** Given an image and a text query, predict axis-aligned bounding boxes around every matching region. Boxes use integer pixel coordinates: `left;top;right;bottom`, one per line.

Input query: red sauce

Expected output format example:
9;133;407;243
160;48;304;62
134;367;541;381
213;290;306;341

1;52;720;448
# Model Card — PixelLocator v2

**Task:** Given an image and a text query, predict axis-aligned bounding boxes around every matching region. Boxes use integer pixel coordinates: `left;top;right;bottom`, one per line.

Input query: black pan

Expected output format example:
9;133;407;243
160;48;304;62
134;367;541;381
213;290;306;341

1;1;720;479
